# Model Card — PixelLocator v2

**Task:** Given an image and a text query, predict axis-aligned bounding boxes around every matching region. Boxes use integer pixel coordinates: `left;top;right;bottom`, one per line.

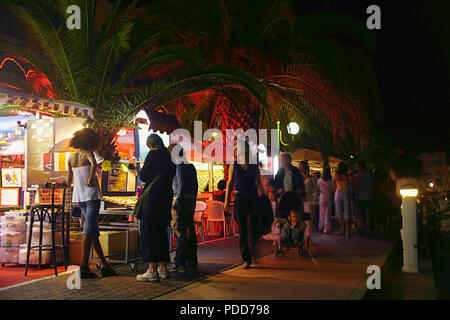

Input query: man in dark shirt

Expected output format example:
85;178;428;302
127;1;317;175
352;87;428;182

274;153;305;195
274;153;305;219
171;147;199;272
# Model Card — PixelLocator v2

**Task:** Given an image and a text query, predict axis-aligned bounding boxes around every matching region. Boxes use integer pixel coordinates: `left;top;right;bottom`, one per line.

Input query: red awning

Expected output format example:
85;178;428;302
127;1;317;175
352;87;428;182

144;109;180;134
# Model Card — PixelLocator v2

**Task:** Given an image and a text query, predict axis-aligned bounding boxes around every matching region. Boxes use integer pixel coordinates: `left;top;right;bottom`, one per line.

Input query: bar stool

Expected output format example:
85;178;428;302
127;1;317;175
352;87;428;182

24;183;70;276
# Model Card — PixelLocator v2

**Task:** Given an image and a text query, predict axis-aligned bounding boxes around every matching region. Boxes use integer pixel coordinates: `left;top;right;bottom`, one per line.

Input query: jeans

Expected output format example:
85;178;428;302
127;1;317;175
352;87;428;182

335;191;350;220
79;199;101;238
281;227;303;244
172;196;198;268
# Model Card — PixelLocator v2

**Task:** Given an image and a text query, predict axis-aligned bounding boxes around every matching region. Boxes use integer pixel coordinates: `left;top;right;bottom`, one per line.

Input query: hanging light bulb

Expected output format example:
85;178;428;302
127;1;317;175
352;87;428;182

117;129;127;136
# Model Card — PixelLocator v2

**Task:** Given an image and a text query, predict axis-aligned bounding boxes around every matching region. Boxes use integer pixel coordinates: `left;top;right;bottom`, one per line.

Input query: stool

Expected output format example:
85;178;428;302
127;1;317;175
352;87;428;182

25;186;70;276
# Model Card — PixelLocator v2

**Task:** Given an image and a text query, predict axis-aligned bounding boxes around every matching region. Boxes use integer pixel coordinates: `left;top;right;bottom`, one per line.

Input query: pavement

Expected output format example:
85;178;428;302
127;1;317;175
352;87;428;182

157;233;397;300
0;232;399;300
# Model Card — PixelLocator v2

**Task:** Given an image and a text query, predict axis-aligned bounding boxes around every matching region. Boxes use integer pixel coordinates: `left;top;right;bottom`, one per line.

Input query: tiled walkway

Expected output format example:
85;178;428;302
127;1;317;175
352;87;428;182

0;233;397;300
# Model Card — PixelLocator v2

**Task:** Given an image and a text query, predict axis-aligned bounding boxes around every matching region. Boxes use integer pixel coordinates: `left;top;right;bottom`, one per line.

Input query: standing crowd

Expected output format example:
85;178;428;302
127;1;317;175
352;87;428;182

67;129;398;281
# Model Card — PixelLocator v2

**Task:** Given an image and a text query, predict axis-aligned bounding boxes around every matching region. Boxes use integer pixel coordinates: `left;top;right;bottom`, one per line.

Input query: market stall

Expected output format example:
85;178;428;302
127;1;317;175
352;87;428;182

0;87;93;270
291;148;342;172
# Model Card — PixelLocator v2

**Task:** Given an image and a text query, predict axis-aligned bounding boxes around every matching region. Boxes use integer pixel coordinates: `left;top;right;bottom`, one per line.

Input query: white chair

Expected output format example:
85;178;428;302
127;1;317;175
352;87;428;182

227;202;238;236
194;201;207;243
206;200;235;239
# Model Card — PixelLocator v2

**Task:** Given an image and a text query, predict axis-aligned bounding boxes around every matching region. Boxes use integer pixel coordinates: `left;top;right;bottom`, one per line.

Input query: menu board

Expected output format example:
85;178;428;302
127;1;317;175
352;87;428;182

107;167;128;192
0;188;20;207
1;168;22;187
101;165;137;196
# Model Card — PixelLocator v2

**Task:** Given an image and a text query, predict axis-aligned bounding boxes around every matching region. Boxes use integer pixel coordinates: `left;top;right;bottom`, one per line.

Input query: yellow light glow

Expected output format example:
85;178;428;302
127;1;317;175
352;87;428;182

400;189;418;197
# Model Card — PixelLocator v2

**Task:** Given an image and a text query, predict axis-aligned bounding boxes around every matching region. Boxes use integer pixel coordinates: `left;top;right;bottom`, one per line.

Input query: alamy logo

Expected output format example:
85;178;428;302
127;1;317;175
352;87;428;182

67;269;81;290
66;5;81;30
169;121;280;175
366;5;381;30
366;265;381;289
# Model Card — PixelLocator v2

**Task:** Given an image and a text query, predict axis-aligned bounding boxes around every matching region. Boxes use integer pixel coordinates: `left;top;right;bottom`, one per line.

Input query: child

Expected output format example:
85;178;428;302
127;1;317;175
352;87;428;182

268;190;278;219
276;209;306;248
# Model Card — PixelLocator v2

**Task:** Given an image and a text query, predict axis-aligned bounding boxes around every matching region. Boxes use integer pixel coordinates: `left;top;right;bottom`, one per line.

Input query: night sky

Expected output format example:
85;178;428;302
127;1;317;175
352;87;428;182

296;0;450;156
2;0;449;157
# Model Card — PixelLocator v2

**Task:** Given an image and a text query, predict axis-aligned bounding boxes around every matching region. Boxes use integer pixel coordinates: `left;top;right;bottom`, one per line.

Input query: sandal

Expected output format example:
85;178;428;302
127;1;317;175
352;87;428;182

100;265;117;277
80;268;98;279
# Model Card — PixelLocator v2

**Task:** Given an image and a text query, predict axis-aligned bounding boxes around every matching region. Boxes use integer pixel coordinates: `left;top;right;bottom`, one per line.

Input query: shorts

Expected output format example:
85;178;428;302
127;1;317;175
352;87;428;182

358;200;374;210
79;199;101;238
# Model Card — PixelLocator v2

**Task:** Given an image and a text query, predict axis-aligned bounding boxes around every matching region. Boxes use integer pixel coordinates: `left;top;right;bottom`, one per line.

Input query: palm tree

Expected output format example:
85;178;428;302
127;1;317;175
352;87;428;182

142;0;380;168
0;0;268;160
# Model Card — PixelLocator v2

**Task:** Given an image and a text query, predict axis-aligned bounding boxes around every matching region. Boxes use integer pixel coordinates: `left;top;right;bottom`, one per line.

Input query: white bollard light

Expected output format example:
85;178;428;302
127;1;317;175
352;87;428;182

399;186;419;273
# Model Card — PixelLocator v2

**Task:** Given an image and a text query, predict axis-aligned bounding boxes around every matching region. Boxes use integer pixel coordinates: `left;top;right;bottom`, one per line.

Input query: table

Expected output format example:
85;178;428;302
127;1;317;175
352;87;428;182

87;206;140;272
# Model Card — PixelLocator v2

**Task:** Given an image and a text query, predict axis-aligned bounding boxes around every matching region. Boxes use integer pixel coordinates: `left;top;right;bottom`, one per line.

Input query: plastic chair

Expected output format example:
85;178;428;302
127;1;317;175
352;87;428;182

194;201;207;243
206;201;234;239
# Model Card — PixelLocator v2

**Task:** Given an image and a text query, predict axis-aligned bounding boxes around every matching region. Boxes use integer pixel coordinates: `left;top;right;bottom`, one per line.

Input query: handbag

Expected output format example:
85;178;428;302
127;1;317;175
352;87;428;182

257;194;274;236
133;173;162;220
71;206;81;219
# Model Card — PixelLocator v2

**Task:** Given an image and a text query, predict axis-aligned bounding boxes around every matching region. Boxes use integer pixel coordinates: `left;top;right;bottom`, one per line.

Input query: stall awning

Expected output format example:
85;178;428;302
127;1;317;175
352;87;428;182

291;148;342;165
144;109;180;134
0;87;94;119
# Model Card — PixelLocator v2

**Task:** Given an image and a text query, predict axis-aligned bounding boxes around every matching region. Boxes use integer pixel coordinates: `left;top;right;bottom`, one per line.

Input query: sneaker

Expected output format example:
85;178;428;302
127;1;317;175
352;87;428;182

168;263;177;272
158;266;170;279
176;266;187;273
188;265;198;273
136;269;159;282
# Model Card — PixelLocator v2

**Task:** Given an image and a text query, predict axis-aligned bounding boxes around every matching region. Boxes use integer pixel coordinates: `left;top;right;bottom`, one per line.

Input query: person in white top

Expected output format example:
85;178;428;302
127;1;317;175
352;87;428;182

317;168;333;234
67;128;115;279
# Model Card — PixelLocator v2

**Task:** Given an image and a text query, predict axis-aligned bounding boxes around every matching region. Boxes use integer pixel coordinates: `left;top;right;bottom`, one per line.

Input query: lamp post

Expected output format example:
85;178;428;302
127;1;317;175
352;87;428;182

275;121;299;176
399;183;420;273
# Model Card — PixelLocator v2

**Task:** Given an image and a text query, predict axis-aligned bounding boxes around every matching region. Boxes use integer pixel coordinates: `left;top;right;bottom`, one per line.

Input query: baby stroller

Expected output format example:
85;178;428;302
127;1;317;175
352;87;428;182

262;220;283;256
277;191;311;257
282;222;310;257
263;220;309;257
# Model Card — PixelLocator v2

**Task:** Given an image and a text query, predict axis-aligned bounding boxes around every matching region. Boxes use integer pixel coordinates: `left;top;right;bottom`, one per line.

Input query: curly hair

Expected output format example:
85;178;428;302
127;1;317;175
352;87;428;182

69;128;100;151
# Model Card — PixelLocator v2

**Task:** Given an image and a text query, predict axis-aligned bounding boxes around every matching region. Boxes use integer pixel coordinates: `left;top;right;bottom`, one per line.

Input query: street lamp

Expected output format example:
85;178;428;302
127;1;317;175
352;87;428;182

275;121;299;177
277;121;299;146
287;122;300;135
399;182;420;273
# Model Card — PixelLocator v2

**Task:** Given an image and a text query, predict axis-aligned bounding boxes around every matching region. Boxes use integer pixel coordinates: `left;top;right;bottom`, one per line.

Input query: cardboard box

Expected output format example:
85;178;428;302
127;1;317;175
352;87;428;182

19;247;51;265
70;231;84;241
0;247;20;263
92;230;138;259
25;229;63;247
1;231;25;247
69;239;82;265
1;216;26;232
69;230;138;264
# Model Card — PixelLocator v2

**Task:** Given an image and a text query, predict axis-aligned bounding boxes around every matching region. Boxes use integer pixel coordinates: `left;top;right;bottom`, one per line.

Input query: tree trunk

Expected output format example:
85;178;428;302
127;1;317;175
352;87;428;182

96;127;120;162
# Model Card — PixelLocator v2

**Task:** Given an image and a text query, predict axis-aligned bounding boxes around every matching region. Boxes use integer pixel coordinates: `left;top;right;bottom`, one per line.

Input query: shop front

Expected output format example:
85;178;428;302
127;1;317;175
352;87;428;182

0;87;93;286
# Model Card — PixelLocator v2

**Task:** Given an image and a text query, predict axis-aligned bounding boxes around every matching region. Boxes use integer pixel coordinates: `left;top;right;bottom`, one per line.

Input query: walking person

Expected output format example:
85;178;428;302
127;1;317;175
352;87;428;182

67;128;116;278
347;170;359;232
332;162;351;238
136;134;176;282
171;147;199;273
274;153;304;198
355;161;376;234
224;142;265;269
317;168;333;234
299;161;319;245
274;153;304;221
